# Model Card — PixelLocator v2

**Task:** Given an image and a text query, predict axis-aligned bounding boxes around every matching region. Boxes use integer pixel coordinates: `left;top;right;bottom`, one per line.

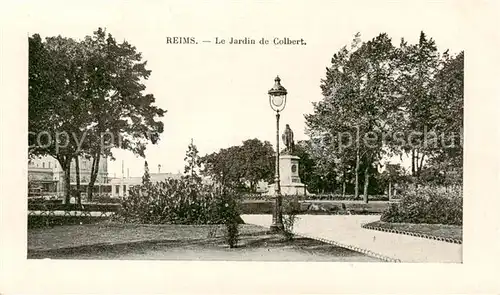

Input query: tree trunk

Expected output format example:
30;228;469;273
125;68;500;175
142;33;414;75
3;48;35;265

87;154;100;201
342;180;346;198
412;149;419;190
355;145;360;199
363;165;369;204
75;156;81;205
411;149;416;176
355;126;360;199
418;153;425;175
58;158;71;205
388;181;392;200
64;168;71;204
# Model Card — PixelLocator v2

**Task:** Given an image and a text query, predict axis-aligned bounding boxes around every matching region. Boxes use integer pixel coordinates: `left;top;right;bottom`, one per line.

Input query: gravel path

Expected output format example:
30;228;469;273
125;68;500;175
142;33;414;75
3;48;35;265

242;214;462;263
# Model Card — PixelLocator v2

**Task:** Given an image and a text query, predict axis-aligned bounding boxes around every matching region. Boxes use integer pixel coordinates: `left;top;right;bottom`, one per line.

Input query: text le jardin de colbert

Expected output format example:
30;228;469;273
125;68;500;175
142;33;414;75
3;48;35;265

166;36;307;46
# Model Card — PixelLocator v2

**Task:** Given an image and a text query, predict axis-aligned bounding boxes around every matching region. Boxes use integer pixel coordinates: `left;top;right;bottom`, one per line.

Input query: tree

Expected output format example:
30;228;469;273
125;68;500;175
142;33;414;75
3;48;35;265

239;139;275;192
305;35;360;196
294;139;343;194
416;51;463;188
379;163;408;198
80;28;166;200
28;29;166;203
200;139;274;192
292;140;317;191
184;139;202;183
306;33;397;202
29;34;91;204
142;161;151;185
201;146;245;190
428;51;464;177
306;31;463;199
395;32;441;180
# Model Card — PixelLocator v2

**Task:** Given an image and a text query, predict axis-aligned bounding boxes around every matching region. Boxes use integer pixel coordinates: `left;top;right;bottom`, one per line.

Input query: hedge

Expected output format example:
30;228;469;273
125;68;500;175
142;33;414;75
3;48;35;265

241;200;389;215
380;187;462;225
89;195;121;204
241;194;389;202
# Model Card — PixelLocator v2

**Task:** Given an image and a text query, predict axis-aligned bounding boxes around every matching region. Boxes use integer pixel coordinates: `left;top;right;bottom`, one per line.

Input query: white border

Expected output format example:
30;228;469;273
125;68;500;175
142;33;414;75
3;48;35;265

1;0;499;294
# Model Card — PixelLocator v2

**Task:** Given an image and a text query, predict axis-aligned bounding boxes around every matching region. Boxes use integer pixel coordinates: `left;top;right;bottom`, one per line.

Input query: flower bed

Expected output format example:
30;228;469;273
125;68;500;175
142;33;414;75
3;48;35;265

362;221;462;244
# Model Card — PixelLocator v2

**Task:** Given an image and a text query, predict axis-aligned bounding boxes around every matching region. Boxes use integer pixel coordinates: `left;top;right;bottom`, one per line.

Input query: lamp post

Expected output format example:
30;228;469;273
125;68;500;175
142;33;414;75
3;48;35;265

268;76;287;232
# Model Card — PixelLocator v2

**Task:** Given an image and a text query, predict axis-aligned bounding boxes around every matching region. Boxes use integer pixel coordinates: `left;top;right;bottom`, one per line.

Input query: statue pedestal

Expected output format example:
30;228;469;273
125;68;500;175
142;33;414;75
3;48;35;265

268;154;308;196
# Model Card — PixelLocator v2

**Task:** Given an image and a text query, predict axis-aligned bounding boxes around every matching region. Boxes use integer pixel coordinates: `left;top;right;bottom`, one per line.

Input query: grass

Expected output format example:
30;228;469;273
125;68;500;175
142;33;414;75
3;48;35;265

28;222;383;262
364;221;462;241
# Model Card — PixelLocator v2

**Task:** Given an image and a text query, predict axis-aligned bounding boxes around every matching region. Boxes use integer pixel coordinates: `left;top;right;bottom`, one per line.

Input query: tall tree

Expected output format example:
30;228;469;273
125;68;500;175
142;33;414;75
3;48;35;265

306;33;397;202
81;28;166;200
29;29;166;202
305;34;360;196
29;34;90;204
142;160;151;185
425;51;464;185
395;32;441;180
352;33;399;202
184;139;202;183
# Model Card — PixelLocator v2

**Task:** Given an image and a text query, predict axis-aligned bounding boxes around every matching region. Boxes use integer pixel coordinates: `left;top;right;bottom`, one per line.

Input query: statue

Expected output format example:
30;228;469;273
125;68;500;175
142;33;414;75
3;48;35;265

282;124;295;154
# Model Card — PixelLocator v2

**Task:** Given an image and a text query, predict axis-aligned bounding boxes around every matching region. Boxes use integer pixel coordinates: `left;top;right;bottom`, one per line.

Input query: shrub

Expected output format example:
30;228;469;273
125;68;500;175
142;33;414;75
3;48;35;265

381;186;462;225
115;178;243;226
217;191;241;248
282;197;301;240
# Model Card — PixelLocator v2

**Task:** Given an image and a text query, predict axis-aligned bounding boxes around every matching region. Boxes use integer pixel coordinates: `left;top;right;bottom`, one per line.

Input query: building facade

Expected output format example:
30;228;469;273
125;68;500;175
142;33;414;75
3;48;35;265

28;155;110;198
109;173;183;197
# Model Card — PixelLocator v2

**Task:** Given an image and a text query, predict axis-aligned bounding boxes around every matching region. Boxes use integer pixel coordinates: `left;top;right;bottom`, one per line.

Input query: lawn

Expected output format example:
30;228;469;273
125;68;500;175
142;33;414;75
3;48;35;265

28;222;383;262
364;221;462;241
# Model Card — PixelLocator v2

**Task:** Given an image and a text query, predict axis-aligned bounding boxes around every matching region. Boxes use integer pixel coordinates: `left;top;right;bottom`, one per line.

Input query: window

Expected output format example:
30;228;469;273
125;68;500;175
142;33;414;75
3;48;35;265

42;162;45;168
115;185;119;194
123;185;127;195
48;162;51;168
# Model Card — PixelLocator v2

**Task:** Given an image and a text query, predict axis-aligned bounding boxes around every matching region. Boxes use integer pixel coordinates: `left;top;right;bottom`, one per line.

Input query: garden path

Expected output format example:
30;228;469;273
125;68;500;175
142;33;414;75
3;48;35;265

241;214;462;263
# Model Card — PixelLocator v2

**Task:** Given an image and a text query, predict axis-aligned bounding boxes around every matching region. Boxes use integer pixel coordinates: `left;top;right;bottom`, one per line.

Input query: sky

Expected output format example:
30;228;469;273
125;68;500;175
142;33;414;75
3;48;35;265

25;1;465;178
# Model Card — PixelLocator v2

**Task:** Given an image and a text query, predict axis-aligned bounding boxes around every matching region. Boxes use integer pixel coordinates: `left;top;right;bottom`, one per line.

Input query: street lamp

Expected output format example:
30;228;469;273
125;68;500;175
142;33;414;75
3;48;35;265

268;76;287;232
